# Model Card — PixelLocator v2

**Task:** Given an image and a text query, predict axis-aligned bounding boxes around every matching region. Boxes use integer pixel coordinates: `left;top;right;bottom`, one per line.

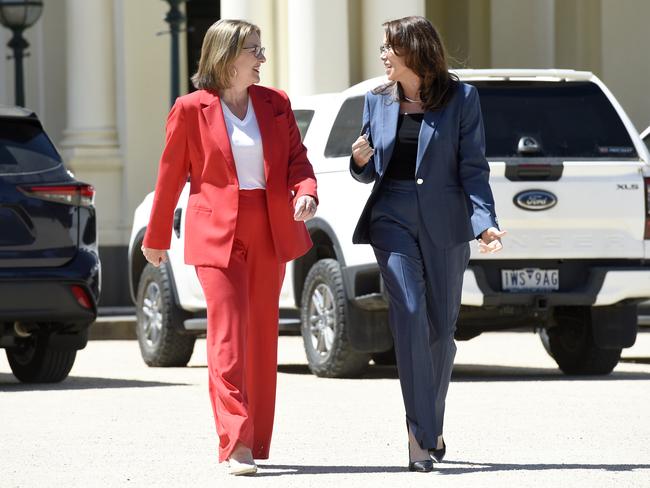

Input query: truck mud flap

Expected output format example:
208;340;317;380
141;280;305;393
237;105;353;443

591;305;637;349
346;301;393;353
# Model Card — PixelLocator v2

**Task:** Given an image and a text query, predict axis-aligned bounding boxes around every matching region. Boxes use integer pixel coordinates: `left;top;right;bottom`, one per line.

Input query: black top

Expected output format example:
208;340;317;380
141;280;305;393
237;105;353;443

384;113;424;180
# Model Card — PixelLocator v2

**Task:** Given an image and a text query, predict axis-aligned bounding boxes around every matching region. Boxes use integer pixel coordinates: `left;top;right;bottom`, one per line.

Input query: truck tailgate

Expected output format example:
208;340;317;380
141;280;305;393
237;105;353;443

489;160;645;259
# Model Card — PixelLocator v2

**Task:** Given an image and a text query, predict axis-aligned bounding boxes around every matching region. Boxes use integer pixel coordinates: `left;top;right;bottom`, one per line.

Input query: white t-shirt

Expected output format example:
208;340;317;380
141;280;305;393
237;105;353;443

221;97;266;190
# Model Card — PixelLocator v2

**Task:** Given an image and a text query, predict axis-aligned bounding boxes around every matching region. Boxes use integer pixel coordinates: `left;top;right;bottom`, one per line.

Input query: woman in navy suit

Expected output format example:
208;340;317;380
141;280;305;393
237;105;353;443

350;16;506;472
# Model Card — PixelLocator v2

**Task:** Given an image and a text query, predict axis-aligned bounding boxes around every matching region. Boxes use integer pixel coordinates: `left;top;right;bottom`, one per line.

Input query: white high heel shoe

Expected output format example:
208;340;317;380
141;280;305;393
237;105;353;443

227;457;258;476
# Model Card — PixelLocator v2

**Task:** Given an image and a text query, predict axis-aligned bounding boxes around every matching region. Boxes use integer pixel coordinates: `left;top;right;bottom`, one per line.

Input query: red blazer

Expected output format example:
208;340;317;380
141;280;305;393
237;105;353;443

143;85;318;267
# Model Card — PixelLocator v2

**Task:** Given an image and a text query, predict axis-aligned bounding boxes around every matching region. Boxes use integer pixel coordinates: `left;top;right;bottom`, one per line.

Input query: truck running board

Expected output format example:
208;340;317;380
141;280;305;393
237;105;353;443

183;317;301;331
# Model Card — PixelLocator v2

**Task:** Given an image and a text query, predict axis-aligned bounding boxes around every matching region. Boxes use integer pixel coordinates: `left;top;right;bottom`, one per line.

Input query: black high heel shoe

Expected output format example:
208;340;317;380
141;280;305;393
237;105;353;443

429;440;446;463
408;453;434;473
406;422;433;472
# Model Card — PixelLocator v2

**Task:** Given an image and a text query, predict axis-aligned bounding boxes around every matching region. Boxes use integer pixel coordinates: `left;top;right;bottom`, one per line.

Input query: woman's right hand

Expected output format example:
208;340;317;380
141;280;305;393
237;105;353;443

141;246;168;267
351;133;374;168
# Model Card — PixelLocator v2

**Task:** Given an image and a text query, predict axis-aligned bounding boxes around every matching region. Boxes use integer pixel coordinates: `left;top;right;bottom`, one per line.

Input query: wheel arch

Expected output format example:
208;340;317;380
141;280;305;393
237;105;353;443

129;227;148;304
129;227;183;310
292;218;347;307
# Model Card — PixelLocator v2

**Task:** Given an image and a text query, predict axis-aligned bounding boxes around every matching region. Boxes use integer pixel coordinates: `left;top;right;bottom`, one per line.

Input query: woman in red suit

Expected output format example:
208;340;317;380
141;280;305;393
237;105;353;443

141;19;317;476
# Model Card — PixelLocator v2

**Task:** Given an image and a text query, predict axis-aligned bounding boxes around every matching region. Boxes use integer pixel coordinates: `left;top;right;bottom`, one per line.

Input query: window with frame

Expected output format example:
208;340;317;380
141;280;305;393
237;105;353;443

324;96;365;158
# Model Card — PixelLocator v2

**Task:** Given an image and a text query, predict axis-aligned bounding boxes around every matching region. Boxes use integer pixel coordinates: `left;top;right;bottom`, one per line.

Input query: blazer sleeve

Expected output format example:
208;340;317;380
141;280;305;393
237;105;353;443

458;84;499;238
142;98;190;250
350;93;377;184
280;91;318;204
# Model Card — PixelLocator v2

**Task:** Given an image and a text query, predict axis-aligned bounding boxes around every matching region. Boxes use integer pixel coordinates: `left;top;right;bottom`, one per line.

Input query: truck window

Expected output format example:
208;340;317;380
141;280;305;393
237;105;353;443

324;96;364;158
471;81;637;159
293;109;314;142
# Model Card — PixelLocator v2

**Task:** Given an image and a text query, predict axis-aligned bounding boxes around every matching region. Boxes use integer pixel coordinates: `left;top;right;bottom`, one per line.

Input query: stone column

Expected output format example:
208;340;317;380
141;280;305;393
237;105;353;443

287;0;349;96
426;0;491;69
360;0;425;79
221;0;277;87
491;0;555;69
554;0;603;76
60;0;123;246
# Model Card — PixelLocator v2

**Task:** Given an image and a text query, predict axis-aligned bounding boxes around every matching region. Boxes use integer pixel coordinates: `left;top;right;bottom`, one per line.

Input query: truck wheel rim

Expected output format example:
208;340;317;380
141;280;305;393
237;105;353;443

142;282;163;347
308;283;336;358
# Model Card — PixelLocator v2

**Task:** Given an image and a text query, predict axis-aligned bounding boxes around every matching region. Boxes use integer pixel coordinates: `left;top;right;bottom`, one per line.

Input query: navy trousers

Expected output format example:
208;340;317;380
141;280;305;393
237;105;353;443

369;178;470;449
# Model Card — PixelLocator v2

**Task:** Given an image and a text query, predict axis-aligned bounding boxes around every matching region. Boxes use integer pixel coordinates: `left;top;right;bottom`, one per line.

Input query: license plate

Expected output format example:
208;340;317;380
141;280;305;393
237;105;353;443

501;268;559;292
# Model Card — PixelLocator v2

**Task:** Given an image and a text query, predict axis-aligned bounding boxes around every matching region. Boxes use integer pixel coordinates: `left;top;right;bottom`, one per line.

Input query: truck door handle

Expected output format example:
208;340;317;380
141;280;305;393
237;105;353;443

505;162;563;181
173;208;182;238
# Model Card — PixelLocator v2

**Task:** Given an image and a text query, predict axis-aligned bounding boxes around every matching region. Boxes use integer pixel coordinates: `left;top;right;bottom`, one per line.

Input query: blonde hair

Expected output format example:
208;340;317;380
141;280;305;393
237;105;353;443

191;19;261;91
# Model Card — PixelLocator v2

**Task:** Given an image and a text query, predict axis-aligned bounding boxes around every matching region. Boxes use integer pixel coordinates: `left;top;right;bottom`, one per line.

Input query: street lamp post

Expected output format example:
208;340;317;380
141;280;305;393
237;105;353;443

161;0;186;107
0;0;43;107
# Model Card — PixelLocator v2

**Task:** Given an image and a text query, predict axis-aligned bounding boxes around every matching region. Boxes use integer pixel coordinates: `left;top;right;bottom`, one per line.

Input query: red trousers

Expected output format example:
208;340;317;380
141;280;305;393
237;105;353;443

195;189;285;463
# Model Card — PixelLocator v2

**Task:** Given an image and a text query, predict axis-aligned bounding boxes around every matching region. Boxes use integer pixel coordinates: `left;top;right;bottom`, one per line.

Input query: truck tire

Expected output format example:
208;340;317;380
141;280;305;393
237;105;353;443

136;263;195;367
6;331;76;383
539;307;621;375
300;259;370;377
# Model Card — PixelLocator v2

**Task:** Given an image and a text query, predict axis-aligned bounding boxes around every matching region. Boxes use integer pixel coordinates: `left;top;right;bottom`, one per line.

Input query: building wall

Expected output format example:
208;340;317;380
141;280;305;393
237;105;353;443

0;0;648;306
426;0;491;69
0;1;67;146
600;0;650;131
114;0;185;244
30;2;67;147
100;0;186;306
554;0;601;74
491;0;555;69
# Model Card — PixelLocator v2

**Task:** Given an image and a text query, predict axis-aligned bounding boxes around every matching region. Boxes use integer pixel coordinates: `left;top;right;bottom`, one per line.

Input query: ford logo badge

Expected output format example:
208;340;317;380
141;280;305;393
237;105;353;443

513;190;557;211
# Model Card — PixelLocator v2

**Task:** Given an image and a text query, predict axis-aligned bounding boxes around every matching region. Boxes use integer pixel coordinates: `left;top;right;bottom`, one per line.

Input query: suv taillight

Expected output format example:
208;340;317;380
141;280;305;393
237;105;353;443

20;184;95;207
643;178;650;239
71;285;93;309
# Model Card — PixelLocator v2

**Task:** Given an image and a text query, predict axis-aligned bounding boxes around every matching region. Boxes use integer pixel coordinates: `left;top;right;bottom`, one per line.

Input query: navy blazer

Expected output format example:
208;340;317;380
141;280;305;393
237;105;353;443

350;81;499;248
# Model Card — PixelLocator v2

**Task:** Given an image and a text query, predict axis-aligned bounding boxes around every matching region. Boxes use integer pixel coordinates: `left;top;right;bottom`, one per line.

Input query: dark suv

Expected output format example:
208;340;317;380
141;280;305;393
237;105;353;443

0;107;100;383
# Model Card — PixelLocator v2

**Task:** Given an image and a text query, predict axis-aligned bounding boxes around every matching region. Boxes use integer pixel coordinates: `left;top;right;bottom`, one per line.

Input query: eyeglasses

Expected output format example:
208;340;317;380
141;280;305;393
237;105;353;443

243;45;266;58
379;44;392;55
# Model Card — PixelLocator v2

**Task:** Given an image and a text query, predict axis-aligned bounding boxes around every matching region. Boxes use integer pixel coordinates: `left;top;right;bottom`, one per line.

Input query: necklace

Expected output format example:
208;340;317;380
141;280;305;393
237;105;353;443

403;95;422;103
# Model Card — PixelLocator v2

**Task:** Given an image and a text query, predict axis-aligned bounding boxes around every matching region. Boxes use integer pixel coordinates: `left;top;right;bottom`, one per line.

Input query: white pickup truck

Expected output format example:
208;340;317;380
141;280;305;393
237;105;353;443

128;69;650;377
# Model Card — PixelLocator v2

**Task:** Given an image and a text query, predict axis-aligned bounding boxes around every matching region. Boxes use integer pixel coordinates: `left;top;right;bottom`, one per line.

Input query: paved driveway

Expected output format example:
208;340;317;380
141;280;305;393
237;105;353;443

1;330;649;487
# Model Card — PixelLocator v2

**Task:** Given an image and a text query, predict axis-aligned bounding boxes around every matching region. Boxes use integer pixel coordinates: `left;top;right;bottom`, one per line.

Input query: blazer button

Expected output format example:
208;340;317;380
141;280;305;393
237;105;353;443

416;178;424;185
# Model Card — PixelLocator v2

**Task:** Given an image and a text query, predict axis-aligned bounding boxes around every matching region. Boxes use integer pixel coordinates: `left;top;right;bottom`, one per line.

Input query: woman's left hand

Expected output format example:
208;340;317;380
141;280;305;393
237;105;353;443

294;195;317;221
478;227;507;254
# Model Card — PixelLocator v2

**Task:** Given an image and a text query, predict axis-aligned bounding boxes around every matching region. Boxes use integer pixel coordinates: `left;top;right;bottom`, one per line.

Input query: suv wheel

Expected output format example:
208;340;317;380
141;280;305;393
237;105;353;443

300;259;370;377
539;307;621;375
6;330;76;383
136;263;195;367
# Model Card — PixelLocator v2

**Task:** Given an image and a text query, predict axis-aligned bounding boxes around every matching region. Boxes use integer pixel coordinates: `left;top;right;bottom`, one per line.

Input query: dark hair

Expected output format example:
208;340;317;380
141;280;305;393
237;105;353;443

373;16;458;111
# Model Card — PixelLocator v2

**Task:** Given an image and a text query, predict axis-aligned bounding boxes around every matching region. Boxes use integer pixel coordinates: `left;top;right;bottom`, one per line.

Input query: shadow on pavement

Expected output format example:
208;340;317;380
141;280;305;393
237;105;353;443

276;364;401;378
277;364;312;375
253;464;404;476
0;373;189;391
436;459;650;475
451;364;650;381
277;363;650;381
249;460;650;476
620;357;650;365
249;461;650;478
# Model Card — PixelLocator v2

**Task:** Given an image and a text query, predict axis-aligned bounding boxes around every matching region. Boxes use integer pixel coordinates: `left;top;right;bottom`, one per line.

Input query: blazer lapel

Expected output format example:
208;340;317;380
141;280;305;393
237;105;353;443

416;109;444;175
380;95;400;173
249;86;273;183
200;90;238;180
